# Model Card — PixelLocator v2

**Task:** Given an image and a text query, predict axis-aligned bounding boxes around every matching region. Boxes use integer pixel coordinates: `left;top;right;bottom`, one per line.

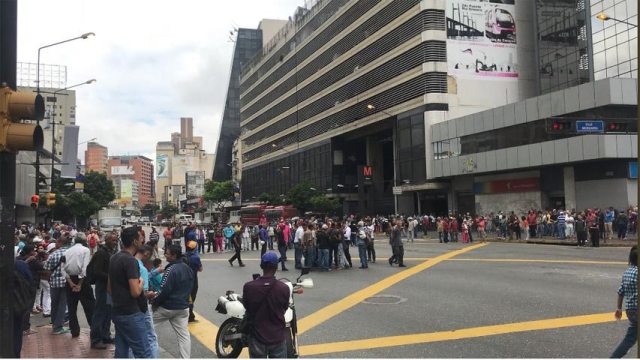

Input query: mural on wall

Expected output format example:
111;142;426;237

156;154;169;178
447;0;518;79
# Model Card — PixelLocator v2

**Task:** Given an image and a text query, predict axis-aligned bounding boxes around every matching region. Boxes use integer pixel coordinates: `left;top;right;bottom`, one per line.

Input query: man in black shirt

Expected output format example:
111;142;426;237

108;227;152;358
90;232;117;349
242;252;290;358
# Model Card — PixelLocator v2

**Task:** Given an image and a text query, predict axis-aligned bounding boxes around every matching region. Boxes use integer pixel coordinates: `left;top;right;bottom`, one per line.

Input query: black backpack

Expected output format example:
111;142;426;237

12;263;36;316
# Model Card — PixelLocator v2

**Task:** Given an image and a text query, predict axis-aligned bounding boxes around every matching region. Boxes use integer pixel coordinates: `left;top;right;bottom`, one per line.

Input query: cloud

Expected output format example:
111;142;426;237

17;0;303;160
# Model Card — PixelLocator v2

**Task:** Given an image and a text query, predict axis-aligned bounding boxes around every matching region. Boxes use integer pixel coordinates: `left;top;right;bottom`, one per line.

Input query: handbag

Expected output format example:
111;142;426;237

239;283;275;335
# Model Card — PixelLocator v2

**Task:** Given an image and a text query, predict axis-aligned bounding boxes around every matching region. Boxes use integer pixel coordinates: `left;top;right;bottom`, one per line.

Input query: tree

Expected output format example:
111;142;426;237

286;181;320;214
142;203;159;217
310;195;341;215
84;171;116;207
204;180;234;212
51;191;100;225
257;192;280;205
160;203;179;220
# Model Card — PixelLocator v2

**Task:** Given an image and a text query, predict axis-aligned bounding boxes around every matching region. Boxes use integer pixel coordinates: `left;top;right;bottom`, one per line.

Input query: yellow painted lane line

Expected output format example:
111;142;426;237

401;258;627;265
299;312;627;356
187;311;219;353
296;243;487;335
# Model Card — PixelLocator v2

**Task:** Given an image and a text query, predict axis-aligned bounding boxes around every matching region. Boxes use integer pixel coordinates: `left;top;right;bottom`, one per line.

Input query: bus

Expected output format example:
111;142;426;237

264;205;298;223
240;205;267;226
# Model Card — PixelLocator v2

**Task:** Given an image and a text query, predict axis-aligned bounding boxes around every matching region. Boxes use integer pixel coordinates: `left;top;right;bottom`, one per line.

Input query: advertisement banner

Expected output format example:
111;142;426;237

157;154;169;178
186;171;205;198
474;177;539;194
120;180;134;199
447;0;518;79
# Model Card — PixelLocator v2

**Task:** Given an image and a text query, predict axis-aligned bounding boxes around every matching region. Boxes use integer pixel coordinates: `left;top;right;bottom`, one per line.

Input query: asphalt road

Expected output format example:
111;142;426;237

140;227;636;359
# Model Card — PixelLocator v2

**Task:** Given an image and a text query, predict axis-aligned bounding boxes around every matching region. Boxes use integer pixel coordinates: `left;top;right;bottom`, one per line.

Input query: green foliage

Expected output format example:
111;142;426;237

84;172;116;207
142;203;159;217
257;192;280;205
286;181;320;214
309;195;340;215
160;203;179;219
52;191;100;224
204;180;234;211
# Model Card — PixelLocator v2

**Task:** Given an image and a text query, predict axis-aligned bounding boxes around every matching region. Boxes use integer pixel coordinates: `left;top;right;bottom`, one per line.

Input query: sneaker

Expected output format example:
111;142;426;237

228;260;233;267
23;329;38;335
239;264;246;267
398;264;407;267
53;328;70;335
42;313;50;318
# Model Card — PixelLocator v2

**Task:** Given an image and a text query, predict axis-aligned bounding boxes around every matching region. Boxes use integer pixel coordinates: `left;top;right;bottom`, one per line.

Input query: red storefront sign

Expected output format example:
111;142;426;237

474;177;539;194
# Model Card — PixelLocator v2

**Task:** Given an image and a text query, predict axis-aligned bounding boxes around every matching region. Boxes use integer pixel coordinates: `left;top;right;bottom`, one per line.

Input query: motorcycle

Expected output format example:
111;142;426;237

214;267;314;358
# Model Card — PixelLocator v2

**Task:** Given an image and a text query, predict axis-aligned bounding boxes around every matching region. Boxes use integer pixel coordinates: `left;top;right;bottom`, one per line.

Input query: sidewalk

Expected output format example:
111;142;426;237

408;233;635;247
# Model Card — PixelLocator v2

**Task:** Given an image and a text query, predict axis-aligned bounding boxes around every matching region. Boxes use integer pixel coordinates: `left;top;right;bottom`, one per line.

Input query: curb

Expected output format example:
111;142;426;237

480;238;633;247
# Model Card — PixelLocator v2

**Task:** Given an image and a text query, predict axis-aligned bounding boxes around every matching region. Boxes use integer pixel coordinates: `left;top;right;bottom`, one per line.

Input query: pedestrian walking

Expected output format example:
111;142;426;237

611;246;637;358
388;220;405;267
356;222;369;269
275;222;289;271
228;228;245;267
185;241;203;322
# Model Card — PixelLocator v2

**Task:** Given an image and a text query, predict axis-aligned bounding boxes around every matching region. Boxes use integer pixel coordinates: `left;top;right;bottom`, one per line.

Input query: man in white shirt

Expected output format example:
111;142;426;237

62;233;96;339
294;221;305;269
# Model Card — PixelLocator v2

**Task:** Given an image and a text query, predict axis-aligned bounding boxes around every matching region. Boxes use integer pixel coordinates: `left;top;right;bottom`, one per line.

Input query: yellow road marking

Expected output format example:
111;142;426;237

296;243;487;334
187;311;219;353
299;312;627;356
402;258;627;265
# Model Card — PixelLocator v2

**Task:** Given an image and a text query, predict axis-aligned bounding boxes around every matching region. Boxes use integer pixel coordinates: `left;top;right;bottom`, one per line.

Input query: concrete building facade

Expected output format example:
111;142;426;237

107;155;155;207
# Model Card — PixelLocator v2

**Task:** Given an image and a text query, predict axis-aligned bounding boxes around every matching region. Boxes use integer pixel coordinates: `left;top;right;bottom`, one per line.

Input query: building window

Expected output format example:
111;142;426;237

396;114;426;183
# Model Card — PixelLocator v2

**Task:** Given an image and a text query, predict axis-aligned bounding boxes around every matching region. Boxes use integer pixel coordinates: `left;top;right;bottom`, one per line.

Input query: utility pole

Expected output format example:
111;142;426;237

0;0;17;356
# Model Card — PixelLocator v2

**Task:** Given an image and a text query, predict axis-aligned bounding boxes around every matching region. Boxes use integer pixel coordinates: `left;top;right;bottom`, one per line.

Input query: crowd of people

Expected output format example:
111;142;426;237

11;222;202;358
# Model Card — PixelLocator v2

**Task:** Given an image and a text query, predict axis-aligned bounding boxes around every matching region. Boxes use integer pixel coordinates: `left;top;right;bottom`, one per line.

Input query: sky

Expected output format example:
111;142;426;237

17;0;303;162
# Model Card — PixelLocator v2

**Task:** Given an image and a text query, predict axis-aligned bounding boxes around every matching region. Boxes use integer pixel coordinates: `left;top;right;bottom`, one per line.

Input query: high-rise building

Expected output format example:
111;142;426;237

238;0;636;215
107;155;155;207
85;142;108;174
212;21;287;181
181;117;193;144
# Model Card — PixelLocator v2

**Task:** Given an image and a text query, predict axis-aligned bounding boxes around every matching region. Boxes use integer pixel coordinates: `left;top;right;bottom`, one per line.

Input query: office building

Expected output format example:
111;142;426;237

213;19;288;181
107;155;155;207
85;141;108;174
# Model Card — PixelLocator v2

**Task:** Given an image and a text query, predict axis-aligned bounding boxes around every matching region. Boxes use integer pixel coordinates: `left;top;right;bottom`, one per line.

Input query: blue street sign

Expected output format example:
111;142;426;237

575;120;604;133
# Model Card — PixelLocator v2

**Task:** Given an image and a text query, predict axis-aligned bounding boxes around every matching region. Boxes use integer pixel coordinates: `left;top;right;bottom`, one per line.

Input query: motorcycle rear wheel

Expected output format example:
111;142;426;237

286;326;298;358
215;318;244;358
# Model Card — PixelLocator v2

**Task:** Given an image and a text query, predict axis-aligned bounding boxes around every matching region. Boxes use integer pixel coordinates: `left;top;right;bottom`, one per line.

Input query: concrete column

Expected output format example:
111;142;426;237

563;166;576;211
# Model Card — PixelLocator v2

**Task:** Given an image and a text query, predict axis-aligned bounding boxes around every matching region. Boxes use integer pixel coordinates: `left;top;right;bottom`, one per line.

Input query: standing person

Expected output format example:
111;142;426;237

88;229;99;255
302;224;315;268
152;244;194;359
267;223;275;250
477;216;486;241
611;246;637;358
293;221;304;269
437;217;444;243
565;212;575;240
185;241;202;322
242;253;291;358
133;246;159;358
62;233;96;338
13;258;34;357
407;218;415;243
108;226;152;358
43;234;70;335
90;232;117;349
388;220;405;267
242;226;251;252
250;225;260;251
171;224;184;248
328;223;342;269
35;246;51;318
259;225;269;257
356;222;369;269
616;210;629;241
214;225;224;253
163;226;173;252
588;210;600;247
17;244;43;335
557;211;567;240
366;220;376;263
196;226;206;254
342;222;353;269
275;223;289;272
223;223;235;252
575;215;588;247
228;227;245;267
206;225;215;253
521;216;529;241
316;224;331;272
604;208;615;243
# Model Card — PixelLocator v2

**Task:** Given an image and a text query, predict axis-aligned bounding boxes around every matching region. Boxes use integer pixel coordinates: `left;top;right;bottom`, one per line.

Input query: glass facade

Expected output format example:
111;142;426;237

591;0;638;80
213;29;263;181
396;114;426;184
537;0;591;93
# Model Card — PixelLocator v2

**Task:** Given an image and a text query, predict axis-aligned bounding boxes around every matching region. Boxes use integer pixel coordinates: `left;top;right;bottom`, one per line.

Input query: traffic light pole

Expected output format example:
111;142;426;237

0;0;17;356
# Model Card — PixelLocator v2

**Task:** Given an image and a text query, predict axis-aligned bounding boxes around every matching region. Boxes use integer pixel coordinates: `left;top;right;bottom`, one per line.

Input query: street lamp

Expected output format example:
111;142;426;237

78;137;97;146
50;79;96;191
36;33;95;93
366;104;395;118
595;13;637;28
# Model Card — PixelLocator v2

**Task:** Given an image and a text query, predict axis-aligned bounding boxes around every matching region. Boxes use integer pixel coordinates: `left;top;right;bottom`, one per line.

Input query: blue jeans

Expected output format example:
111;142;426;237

303;247;314;268
294;243;303;269
358;244;368;268
127;306;158;358
558;224;566;240
50;286;67;332
318;248;329;271
278;243;288;270
112;312;153;358
611;309;637;358
248;336;287;358
91;280;112;345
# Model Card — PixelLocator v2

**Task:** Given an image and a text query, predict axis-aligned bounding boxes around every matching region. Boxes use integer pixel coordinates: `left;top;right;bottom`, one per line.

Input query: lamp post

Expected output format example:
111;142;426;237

595;13;637;28
50;79;96;191
366;104;395;118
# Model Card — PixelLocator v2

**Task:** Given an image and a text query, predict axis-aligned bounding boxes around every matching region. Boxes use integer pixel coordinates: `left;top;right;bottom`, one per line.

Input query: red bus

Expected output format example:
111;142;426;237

264;205;298;223
240;205;267;226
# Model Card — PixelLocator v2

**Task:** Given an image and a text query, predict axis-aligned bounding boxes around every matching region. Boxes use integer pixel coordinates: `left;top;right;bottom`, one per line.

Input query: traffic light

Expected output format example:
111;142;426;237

46;193;56;207
547;119;572;133
0;86;44;152
30;194;39;209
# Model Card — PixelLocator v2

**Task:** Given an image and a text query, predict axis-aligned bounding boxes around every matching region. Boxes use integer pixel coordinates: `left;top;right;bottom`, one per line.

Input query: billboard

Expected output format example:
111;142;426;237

447;0;518;79
186;171;205;198
61;125;79;178
157;154;169;178
120;179;134;199
111;165;135;176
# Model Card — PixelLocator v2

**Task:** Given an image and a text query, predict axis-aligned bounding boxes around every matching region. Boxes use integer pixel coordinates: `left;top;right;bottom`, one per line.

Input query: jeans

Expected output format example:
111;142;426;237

153;307;190;358
128;305;159;358
303;247;314;268
197;240;205;254
294;242;303;269
318;248;330;271
358;244;368;268
112;312;152;358
91;280;112;345
248;336;287;358
50;286;67;332
342;240;352;267
268;236;274;250
66;276;95;337
390;245;404;266
278;243;288;270
618;224;628;239
558;224;566;240
611;309;637;358
367;241;376;262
